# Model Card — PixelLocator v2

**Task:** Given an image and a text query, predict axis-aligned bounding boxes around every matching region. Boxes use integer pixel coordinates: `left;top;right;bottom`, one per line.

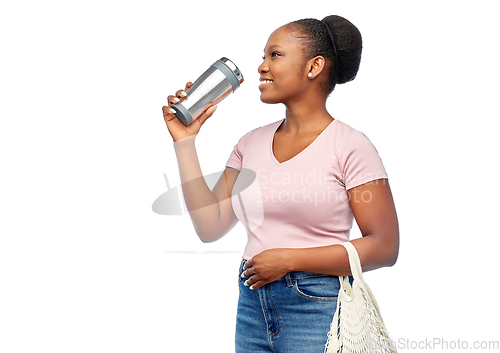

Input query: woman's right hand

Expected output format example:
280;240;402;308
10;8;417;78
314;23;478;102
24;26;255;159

162;81;217;142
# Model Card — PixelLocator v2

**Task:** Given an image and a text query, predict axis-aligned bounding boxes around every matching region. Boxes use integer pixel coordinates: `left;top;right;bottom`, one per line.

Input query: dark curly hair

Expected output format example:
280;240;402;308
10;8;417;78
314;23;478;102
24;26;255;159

288;15;362;95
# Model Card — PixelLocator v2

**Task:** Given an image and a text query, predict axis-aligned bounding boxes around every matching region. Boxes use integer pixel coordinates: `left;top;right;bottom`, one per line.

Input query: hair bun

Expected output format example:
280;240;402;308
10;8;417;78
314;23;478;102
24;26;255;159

321;15;362;84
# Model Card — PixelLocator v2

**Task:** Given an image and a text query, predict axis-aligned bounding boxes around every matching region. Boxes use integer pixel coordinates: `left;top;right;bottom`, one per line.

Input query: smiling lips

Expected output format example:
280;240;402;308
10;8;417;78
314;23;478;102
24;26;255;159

259;78;273;90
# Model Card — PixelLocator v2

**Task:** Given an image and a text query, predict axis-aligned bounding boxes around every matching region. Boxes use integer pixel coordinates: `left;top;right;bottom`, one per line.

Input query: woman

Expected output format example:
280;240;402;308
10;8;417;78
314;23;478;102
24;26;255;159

163;15;399;353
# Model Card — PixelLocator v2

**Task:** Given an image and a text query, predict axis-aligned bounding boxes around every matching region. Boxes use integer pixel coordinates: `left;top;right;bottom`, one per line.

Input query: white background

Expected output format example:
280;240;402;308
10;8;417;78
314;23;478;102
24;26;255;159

1;0;499;352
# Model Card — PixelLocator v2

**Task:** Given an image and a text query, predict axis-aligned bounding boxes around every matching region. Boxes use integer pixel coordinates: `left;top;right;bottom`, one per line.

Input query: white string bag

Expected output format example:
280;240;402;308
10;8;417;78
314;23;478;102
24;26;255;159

324;242;396;353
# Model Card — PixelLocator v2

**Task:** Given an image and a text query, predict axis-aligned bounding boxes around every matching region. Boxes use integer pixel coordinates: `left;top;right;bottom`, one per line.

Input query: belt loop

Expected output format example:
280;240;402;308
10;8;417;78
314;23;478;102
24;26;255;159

285;272;292;287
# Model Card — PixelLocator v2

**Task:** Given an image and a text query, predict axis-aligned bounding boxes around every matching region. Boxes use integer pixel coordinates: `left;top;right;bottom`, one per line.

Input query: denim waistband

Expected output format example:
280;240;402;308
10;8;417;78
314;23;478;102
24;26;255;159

240;258;334;287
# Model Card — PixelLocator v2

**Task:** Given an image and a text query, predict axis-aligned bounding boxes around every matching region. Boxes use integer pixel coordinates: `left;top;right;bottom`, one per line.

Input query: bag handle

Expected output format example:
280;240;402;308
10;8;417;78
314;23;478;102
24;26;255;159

338;242;386;320
341;242;364;283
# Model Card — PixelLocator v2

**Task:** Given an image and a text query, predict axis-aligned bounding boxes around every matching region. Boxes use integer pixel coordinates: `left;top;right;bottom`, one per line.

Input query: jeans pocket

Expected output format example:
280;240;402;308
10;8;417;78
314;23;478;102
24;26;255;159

237;259;247;291
292;275;340;302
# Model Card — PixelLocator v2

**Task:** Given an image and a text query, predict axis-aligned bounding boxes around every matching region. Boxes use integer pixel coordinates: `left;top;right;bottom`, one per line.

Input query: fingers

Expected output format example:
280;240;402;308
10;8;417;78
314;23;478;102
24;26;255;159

241;266;255;279
175;89;188;99
243;276;263;290
163;82;217;127
166;90;187;107
243;258;253;271
167;95;181;105
163;84;190;123
243;276;255;289
167;83;190;106
162;105;176;122
242;258;259;289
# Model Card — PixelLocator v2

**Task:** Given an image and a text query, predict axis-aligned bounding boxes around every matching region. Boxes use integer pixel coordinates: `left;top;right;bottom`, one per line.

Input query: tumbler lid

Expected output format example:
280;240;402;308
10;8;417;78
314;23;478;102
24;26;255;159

212;57;244;92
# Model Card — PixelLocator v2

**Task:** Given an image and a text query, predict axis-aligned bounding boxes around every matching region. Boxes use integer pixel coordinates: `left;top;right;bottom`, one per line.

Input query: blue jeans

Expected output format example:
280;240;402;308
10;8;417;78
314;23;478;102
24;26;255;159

235;258;352;353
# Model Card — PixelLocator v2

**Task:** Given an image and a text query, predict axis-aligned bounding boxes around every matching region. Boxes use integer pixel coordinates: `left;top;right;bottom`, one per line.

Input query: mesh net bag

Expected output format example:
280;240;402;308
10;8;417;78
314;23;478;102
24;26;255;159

324;242;396;353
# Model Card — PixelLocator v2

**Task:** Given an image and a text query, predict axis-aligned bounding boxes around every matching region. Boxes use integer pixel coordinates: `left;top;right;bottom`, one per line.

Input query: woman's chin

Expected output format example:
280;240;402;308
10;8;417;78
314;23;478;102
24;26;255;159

259;94;280;104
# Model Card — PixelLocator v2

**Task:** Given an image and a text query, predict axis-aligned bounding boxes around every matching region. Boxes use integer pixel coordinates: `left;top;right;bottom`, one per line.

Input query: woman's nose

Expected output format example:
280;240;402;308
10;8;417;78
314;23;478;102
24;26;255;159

258;60;268;74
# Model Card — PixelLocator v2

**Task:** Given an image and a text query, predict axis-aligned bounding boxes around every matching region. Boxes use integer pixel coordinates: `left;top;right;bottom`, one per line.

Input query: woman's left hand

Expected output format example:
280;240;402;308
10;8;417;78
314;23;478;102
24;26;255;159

241;248;292;290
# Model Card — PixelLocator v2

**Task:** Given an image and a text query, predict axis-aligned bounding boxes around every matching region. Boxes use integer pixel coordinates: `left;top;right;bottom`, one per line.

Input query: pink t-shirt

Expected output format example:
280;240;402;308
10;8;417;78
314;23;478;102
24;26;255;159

225;118;388;260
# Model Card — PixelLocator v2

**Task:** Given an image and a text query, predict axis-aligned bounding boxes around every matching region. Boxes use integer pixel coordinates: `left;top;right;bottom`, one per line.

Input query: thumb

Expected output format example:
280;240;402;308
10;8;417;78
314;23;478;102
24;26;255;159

197;105;217;126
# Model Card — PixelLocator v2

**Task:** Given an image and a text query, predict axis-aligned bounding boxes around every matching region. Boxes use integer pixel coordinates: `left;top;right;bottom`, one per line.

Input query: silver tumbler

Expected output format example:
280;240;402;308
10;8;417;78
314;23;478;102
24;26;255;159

170;57;244;126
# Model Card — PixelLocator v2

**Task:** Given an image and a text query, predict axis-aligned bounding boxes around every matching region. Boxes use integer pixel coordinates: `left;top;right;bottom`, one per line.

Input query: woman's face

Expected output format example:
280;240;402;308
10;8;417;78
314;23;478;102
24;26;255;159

258;25;309;105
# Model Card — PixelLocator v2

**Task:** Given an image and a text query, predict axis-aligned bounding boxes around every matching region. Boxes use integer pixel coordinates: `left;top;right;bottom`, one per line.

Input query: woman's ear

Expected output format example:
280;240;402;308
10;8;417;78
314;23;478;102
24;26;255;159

306;56;326;79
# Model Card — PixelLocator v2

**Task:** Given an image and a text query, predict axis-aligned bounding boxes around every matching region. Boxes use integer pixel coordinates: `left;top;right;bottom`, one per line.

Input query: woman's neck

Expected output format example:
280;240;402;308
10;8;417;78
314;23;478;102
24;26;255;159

282;99;333;135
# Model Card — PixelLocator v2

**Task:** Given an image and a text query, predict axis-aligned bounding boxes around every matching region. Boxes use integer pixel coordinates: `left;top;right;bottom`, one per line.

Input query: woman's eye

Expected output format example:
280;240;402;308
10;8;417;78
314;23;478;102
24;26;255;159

262;52;281;60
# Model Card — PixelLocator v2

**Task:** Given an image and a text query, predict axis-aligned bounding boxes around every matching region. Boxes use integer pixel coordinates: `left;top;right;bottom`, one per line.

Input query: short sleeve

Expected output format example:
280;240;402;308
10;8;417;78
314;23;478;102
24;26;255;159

225;129;255;171
339;130;388;190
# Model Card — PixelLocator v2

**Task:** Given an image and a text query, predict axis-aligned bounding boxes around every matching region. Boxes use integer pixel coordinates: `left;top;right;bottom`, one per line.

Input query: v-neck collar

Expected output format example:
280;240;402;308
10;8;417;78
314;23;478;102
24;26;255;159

270;118;336;166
